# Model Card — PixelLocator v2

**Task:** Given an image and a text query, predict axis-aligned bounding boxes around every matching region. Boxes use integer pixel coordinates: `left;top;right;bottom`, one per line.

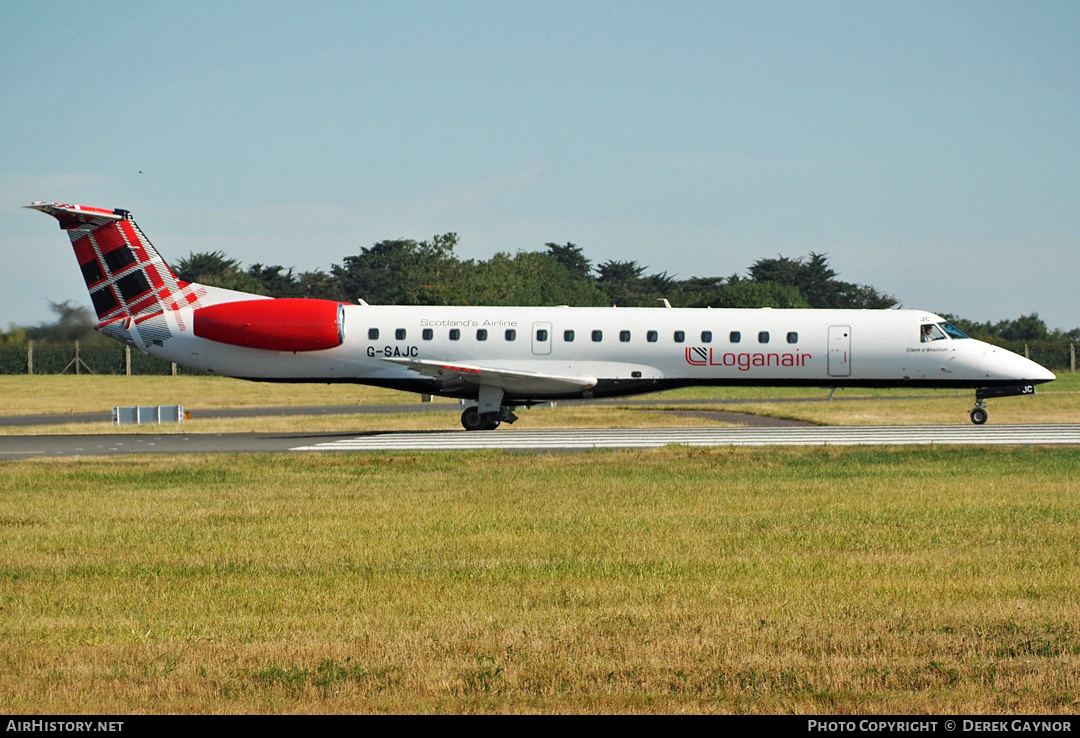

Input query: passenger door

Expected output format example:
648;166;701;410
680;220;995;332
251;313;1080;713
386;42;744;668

828;325;851;377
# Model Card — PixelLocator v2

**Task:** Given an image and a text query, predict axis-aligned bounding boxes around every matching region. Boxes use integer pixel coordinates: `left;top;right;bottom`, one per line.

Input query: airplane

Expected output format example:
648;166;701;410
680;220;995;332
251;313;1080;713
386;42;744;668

27;202;1056;430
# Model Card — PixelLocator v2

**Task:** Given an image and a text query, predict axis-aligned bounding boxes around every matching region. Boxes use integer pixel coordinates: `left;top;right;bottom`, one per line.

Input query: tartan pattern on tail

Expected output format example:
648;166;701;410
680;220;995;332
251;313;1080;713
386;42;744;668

28;203;208;348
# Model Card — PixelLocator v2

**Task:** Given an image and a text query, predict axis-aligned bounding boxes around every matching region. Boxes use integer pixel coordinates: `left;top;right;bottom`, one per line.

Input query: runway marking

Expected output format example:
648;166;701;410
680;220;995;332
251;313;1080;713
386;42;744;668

290;424;1080;452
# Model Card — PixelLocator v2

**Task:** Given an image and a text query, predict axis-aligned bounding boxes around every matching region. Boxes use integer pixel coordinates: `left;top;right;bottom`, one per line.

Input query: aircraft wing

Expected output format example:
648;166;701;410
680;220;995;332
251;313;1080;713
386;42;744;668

385;358;597;395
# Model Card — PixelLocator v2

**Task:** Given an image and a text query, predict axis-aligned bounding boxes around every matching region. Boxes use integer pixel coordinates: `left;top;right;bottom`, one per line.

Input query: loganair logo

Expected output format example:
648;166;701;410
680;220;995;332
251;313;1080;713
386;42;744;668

685;347;811;371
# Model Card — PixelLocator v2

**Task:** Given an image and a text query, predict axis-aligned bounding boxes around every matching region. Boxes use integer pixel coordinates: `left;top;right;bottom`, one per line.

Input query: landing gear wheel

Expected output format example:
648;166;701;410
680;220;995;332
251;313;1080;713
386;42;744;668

461;406;485;431
970;407;988;425
461;407;501;431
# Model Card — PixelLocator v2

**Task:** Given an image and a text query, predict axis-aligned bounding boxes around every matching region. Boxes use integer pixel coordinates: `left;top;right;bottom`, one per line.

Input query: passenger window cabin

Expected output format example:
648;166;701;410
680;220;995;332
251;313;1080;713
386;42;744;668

366;323;803;354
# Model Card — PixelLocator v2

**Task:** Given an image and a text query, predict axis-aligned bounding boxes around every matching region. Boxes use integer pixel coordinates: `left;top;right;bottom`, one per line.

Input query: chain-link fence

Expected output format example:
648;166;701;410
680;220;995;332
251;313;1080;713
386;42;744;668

0;343;206;375
993;340;1076;373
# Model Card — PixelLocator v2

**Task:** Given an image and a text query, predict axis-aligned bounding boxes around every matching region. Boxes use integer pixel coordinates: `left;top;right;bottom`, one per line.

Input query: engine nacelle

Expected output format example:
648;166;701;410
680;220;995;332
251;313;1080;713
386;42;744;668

193;298;345;352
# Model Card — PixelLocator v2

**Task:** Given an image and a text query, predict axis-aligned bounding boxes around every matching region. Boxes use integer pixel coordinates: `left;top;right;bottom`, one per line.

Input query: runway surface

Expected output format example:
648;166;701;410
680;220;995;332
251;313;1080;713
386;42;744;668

292;425;1080;452
0;394;936;428
3;424;1079;459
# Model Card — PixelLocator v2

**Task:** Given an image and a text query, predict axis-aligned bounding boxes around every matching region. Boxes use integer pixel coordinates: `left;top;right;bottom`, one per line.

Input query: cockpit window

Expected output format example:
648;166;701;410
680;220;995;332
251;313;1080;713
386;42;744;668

940;322;970;339
920;323;947;342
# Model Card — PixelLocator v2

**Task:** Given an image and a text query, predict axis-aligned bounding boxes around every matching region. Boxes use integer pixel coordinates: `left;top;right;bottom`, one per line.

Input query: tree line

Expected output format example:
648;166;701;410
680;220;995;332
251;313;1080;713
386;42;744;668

170;240;899;312
2;238;1076;368
168;239;1080;345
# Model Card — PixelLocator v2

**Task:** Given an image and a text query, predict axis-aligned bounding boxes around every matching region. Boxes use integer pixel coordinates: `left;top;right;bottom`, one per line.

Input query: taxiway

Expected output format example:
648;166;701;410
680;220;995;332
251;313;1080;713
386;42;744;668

3;424;1079;460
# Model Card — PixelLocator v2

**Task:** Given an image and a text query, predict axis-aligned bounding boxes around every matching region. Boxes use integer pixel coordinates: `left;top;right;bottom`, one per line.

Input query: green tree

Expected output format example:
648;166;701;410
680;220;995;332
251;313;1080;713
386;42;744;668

596;260;650;306
331;233;461;305
296;269;345;301
833;283;899;310
941;312;1054;342
711;280;811;309
665;276;727;307
246;264;303;298
174;251;266;294
544;242;593;279
748;252;897;309
460;251;608;306
0;324;27;347
24;301;107;344
996;314;1050;342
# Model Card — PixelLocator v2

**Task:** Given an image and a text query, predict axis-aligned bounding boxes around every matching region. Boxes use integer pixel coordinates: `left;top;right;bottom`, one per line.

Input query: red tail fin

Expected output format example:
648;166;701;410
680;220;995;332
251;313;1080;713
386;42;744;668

27;202;209;348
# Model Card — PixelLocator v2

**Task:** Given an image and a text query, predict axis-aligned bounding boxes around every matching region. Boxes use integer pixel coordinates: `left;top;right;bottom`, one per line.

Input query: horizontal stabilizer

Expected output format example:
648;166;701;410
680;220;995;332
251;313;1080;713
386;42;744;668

26;202;126;230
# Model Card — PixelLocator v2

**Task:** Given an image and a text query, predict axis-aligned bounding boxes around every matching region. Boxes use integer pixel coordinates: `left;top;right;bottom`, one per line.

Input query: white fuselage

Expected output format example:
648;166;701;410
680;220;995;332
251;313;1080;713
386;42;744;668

27;201;1053;426
150;305;1054;403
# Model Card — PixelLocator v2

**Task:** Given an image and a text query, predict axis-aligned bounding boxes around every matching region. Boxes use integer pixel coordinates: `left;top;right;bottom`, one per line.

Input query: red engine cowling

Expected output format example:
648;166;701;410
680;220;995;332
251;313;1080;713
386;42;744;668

193;299;345;352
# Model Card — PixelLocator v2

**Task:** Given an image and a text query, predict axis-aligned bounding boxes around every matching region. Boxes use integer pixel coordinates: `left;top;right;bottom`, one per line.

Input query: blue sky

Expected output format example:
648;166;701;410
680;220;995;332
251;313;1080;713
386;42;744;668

2;0;1078;330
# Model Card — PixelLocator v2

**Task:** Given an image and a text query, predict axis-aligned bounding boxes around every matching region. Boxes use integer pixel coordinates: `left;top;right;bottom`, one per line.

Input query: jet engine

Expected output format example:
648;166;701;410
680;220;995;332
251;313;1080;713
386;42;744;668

193;299;345;352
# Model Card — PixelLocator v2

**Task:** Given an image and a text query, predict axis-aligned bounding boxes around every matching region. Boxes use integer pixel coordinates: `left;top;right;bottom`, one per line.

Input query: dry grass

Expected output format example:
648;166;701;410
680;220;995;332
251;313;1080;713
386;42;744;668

0;374;1076;434
701;391;1080;426
0;375;455;416
2;447;1078;713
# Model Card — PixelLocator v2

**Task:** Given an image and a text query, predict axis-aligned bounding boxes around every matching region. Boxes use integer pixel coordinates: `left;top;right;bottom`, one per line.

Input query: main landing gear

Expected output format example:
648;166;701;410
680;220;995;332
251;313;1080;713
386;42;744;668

461;406;499;431
460;405;519;431
459;384;519;431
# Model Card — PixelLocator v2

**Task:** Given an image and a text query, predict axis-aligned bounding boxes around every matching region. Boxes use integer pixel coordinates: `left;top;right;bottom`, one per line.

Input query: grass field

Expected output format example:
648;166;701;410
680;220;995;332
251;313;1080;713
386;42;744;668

1;375;1078;713
1;447;1078;713
0;375;458;416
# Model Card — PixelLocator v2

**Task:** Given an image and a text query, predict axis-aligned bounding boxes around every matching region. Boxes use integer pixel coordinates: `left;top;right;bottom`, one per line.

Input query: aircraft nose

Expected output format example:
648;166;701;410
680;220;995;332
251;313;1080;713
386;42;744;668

979;342;1056;384
1005;349;1055;383
1031;361;1056;383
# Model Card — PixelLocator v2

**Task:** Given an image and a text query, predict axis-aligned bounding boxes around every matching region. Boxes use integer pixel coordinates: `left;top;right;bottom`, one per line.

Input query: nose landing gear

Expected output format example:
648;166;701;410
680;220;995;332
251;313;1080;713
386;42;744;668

969;399;988;425
970;383;1037;425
